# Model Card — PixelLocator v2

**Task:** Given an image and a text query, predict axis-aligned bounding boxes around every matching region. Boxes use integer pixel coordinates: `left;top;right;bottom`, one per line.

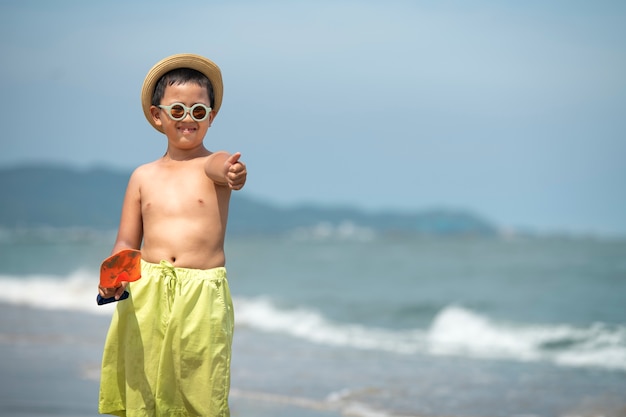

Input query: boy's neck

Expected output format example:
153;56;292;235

162;146;210;162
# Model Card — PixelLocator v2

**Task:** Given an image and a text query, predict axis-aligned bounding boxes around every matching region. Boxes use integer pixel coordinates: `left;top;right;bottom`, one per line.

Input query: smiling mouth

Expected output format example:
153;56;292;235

178;126;197;134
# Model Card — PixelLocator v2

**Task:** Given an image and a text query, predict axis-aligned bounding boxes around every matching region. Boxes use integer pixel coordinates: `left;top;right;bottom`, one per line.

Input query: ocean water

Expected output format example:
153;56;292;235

0;228;625;417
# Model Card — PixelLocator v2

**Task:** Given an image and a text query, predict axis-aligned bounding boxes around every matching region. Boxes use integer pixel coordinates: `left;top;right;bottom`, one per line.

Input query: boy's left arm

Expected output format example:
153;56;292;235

205;151;247;190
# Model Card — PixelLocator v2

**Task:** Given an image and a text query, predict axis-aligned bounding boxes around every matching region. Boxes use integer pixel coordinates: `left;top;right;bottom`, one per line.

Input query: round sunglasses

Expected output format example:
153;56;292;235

158;103;212;122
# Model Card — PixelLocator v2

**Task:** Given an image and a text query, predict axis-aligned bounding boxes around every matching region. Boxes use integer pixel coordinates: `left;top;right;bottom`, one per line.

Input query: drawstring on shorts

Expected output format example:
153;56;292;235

159;260;178;322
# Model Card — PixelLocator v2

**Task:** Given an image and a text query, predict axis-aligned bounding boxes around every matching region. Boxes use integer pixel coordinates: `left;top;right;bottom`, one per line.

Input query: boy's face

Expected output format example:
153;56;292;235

150;82;215;147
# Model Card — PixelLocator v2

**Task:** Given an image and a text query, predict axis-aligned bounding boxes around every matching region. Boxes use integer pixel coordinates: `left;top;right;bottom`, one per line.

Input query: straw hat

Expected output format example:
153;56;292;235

141;53;223;132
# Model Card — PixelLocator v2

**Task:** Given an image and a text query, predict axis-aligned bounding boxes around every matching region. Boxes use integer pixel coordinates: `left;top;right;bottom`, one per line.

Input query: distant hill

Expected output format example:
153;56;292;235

0;165;498;236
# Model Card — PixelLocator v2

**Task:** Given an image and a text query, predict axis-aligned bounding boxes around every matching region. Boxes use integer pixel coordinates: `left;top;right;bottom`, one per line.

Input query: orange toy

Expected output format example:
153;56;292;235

97;249;142;305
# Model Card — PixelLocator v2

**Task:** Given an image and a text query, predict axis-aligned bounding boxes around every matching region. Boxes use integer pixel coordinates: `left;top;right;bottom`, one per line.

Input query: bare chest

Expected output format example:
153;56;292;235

140;173;218;217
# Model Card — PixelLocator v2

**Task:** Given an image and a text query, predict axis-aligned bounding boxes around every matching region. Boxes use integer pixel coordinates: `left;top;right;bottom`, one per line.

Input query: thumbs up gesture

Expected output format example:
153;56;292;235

224;152;247;190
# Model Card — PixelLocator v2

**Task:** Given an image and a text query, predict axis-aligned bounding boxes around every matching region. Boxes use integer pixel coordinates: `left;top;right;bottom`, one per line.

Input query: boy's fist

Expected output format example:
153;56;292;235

225;152;246;190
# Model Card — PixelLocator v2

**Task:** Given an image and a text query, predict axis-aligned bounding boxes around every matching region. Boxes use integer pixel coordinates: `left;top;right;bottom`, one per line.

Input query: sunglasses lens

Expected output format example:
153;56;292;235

169;104;186;120
192;105;207;121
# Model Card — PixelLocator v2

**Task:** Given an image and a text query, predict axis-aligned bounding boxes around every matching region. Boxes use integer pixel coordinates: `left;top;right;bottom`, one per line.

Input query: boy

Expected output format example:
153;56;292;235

98;53;247;417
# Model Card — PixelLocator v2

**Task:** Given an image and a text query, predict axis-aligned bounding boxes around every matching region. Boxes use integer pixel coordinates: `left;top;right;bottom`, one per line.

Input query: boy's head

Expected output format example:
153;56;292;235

141;53;223;133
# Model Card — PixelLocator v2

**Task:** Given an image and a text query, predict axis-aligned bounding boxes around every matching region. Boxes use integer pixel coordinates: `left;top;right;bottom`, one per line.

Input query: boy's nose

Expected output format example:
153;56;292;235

181;111;195;121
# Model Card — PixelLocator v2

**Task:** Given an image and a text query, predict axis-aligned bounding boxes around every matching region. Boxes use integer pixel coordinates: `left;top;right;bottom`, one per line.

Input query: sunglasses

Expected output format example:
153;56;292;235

158;103;212;122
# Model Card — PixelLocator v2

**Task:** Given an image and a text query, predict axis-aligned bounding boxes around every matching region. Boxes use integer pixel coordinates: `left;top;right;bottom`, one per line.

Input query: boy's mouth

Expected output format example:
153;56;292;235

178;126;197;134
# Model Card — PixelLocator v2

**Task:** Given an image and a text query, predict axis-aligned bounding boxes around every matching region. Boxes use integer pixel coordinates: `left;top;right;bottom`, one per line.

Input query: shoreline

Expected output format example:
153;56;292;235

0;304;349;417
2;303;626;417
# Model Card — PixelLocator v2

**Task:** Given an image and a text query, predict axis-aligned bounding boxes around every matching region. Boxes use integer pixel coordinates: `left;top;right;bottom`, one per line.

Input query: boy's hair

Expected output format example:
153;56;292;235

151;68;215;108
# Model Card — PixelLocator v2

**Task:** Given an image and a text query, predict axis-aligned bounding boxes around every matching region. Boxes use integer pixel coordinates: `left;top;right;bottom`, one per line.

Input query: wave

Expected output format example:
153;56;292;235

1;273;624;372
231;387;416;417
236;297;626;372
427;306;626;371
0;271;115;315
235;296;425;354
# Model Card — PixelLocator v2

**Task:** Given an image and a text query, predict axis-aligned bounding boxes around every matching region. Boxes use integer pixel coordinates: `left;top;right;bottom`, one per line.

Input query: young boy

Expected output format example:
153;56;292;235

98;53;247;417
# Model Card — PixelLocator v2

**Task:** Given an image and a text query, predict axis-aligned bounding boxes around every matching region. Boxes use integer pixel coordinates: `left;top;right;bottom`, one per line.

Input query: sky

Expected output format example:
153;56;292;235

1;0;625;236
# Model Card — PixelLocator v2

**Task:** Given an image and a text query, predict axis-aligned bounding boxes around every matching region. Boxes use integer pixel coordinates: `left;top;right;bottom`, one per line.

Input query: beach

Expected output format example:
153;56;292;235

0;304;344;417
1;234;625;416
3;302;626;417
0;304;104;417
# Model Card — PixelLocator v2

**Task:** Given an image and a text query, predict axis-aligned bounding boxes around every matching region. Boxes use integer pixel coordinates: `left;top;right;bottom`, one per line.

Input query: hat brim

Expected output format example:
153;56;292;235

141;53;223;133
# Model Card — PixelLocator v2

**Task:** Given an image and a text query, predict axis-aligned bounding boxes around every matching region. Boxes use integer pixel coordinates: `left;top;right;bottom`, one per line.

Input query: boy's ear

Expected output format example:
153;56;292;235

150;105;163;128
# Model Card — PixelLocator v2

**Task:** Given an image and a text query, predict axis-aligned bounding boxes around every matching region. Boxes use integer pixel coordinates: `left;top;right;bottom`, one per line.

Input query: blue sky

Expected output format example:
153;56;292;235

1;1;625;235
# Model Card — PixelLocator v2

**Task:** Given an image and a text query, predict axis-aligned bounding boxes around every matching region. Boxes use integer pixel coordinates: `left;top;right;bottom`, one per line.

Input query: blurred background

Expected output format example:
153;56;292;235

0;1;625;416
1;0;625;235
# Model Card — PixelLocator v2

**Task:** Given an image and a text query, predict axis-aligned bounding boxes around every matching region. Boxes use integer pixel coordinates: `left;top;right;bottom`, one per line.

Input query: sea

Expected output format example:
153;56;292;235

0;226;625;417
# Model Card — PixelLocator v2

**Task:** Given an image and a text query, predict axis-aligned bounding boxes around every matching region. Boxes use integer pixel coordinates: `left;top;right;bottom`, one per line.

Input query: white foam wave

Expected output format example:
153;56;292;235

231;388;406;417
0;271;115;315
326;388;404;417
235;298;626;372
0;274;624;372
234;297;425;354
427;305;626;371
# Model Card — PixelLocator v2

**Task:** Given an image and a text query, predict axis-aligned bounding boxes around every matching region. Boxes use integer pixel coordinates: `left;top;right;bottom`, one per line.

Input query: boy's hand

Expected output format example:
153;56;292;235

225;152;247;190
98;282;129;301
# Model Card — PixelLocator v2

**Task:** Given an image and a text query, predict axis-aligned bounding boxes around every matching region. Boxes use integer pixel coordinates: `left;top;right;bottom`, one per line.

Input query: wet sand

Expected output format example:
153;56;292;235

0;304;347;417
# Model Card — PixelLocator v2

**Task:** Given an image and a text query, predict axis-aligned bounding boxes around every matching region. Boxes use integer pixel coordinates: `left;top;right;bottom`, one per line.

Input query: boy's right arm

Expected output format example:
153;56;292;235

98;169;143;300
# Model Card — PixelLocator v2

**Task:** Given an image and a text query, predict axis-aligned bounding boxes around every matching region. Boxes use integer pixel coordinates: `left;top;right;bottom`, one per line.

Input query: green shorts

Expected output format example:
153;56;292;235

99;260;234;417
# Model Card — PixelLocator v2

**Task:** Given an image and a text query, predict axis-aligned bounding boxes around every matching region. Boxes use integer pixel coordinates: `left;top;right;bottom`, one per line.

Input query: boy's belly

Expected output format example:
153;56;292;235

141;217;226;269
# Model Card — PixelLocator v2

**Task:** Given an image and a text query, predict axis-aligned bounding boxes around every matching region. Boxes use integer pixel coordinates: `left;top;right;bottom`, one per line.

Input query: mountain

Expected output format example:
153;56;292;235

0;165;498;236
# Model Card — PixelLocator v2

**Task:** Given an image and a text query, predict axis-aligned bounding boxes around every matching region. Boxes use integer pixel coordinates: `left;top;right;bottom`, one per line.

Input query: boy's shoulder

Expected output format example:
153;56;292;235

131;160;159;177
127;160;165;186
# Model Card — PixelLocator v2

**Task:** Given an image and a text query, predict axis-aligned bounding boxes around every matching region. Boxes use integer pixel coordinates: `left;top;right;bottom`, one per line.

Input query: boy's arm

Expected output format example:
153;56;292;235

205;151;247;190
98;169;143;300
112;169;143;252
